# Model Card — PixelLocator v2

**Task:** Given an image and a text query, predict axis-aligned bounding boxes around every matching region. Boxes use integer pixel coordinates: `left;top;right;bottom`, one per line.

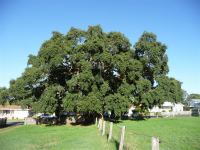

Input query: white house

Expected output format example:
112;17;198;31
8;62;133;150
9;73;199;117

127;105;136;117
189;99;200;108
127;101;184;117
172;103;184;112
0;105;30;119
150;102;184;113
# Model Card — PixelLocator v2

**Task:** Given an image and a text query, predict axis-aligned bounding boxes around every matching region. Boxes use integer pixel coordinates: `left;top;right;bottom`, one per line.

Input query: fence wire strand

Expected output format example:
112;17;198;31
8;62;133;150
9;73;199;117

96;119;200;150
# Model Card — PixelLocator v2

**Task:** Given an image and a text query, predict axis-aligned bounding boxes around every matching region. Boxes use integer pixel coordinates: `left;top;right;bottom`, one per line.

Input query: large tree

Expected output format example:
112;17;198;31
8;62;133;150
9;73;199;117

134;32;183;108
9;26;183;121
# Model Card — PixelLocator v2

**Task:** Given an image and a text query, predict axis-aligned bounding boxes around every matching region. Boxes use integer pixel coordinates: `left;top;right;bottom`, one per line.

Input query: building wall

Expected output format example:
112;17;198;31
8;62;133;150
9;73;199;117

173;103;184;112
0;110;29;119
127;106;136;117
150;106;162;113
13;110;29;119
126;102;184;117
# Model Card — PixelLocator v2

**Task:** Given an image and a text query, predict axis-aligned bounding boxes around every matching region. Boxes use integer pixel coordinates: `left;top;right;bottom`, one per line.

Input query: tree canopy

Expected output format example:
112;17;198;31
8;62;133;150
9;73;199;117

4;25;183;120
0;87;9;105
187;93;200;100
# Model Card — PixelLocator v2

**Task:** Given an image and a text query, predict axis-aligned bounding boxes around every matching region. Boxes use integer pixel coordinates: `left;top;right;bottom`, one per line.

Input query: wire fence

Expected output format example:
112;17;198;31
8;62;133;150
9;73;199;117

124;129;152;150
96;118;200;150
159;135;200;150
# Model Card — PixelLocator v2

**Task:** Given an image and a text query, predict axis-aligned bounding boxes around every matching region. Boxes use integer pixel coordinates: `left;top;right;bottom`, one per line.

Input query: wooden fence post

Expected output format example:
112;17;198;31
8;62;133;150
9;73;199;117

102;121;106;136
98;119;101;129
95;117;98;126
152;137;159;150
98;119;100;128
119;126;125;150
108;122;113;141
99;119;102;131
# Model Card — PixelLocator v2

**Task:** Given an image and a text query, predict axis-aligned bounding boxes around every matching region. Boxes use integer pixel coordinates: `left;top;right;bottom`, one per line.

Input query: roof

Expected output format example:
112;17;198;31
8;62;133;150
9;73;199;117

189;100;200;108
0;105;29;110
162;101;184;107
162;102;174;107
190;99;200;102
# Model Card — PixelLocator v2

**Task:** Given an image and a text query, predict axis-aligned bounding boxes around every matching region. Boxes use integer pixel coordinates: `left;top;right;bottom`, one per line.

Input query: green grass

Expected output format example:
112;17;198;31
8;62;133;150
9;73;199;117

0;125;115;150
0;117;200;150
108;117;200;150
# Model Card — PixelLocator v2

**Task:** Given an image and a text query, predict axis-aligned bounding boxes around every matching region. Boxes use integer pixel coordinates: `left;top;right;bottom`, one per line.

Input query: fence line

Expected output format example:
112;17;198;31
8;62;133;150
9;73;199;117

96;118;161;150
126;130;152;138
160;111;191;117
96;117;200;150
108;122;113;141
119;126;125;150
125;128;152;150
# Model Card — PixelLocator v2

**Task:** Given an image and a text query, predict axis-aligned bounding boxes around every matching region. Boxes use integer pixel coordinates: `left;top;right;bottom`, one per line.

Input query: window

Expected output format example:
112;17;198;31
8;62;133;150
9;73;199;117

162;106;172;110
3;110;10;114
10;110;14;114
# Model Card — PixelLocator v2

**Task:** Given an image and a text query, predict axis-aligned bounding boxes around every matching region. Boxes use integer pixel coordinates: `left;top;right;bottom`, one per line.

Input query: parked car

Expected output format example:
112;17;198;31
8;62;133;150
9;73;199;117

39;114;56;119
38;114;57;125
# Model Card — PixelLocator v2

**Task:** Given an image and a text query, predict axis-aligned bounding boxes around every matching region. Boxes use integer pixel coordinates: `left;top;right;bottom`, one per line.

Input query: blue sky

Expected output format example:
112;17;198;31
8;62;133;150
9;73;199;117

0;0;199;94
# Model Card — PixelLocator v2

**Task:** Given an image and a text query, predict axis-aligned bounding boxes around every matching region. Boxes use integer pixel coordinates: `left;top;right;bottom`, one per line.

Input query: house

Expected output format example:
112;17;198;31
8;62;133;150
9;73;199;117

127;101;184;117
188;99;200;116
189;99;200;108
0;105;30;119
149;102;184;113
172;103;184;112
127;105;136;117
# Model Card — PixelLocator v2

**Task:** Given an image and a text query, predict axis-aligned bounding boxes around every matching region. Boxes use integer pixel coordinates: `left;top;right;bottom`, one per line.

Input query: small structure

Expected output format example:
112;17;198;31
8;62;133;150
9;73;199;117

150;102;184;113
189;99;200;109
127;105;136;117
189;99;200;116
172;103;184;112
24;117;37;125
127;101;185;117
150;102;189;117
0;105;30;119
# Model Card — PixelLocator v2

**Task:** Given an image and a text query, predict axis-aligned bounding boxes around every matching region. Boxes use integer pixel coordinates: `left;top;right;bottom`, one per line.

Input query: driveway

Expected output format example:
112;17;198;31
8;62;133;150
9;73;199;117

1;120;24;128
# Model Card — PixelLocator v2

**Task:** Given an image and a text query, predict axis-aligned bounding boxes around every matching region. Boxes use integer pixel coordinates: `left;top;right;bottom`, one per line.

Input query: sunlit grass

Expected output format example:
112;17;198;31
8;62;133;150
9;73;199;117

1;117;200;150
0;124;114;150
111;117;200;150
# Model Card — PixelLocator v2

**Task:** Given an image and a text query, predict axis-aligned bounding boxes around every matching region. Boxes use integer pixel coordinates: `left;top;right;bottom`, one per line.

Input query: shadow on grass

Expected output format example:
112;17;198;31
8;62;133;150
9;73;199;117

44;120;95;127
0;121;24;129
70;121;94;126
113;139;119;150
104;118;123;124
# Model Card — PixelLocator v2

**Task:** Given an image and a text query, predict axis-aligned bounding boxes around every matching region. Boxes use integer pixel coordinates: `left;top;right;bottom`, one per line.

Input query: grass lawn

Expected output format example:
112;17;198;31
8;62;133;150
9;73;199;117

0;117;200;150
109;117;200;150
0;125;115;150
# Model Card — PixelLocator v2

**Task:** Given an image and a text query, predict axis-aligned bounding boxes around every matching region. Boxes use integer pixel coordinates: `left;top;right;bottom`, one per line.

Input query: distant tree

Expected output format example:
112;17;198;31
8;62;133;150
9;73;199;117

187;94;200;101
0;87;9;105
182;90;189;101
8;26;183;122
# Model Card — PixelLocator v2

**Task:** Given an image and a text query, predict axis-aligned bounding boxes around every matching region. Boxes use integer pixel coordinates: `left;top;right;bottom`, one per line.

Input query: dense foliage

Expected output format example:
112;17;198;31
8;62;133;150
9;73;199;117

187;94;200;100
0;87;9;104
2;25;183;120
